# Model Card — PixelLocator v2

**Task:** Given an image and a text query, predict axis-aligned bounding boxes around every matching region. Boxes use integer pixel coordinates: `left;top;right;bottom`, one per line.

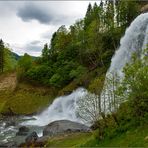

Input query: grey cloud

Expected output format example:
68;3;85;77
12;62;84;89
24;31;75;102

17;2;69;25
0;2;20;17
30;40;41;45
41;31;52;39
12;43;42;56
17;4;50;24
24;41;43;55
1;1;87;26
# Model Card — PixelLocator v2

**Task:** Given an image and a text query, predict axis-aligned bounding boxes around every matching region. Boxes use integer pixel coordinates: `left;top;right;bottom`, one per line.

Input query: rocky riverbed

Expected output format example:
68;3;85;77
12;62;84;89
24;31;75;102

0;117;91;147
0;116;43;147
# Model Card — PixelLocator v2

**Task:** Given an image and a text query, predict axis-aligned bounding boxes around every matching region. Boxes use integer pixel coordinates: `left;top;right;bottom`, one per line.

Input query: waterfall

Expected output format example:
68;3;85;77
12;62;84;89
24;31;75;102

108;13;148;76
22;13;148;127
101;13;148;112
22;88;88;126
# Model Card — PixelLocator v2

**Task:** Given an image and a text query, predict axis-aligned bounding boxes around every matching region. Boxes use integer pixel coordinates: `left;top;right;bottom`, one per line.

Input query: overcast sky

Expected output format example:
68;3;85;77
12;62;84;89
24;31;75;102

0;1;99;56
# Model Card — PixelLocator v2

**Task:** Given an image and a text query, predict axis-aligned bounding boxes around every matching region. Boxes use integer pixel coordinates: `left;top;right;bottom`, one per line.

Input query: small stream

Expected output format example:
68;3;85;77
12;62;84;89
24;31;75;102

0;116;44;145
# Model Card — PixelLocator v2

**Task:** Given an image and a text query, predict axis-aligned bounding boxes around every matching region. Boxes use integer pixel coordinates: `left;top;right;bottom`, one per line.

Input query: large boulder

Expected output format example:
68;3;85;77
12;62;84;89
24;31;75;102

43;120;90;136
16;126;29;136
25;131;38;144
19;136;49;147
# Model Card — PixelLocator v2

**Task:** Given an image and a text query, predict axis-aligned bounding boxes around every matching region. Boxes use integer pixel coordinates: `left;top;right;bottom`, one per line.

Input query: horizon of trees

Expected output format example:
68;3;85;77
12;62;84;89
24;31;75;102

0;39;17;73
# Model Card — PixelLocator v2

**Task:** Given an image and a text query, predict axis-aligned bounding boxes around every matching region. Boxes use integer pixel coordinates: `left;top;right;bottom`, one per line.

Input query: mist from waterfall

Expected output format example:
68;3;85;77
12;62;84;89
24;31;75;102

22;13;148;127
22;88;88;126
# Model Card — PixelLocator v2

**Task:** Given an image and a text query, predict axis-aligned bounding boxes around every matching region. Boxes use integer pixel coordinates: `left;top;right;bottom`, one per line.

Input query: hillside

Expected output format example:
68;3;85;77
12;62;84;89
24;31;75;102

11;52;20;61
0;1;148;147
0;73;55;115
0;73;17;91
44;123;148;147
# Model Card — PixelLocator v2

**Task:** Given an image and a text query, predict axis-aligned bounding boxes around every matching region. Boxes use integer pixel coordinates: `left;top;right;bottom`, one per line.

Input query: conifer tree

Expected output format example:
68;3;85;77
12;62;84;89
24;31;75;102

42;43;49;61
0;39;4;73
84;3;93;30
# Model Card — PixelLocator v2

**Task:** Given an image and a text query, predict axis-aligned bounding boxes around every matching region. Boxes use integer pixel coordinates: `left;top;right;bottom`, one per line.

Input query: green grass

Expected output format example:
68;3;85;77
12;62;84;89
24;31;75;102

82;124;148;147
45;132;92;147
43;124;148;147
0;83;56;115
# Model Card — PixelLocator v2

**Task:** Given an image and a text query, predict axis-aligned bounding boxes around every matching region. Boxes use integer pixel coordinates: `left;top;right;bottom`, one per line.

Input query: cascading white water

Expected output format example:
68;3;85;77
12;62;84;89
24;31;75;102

22;88;88;126
101;13;148;112
22;13;148;127
108;13;148;76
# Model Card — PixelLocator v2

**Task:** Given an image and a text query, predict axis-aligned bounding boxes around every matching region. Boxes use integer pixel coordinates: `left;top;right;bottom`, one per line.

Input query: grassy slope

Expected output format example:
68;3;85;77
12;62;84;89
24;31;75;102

44;124;148;147
45;132;92;147
0;82;56;115
82;124;148;147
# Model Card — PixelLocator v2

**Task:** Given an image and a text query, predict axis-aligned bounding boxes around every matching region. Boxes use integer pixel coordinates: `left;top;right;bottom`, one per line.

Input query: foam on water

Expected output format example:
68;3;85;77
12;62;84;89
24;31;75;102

22;88;88;126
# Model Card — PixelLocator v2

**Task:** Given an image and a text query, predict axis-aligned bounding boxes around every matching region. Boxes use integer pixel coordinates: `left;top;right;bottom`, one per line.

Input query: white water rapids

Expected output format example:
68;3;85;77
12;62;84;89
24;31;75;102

22;88;88;126
22;13;148;127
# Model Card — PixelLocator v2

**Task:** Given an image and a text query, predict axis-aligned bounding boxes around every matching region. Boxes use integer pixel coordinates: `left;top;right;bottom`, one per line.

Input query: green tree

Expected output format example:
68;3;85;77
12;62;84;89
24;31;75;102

117;0;139;29
116;49;148;121
84;3;93;30
53;25;70;53
4;47;17;71
0;39;4;73
42;43;49;61
17;53;32;81
18;53;32;76
105;0;115;30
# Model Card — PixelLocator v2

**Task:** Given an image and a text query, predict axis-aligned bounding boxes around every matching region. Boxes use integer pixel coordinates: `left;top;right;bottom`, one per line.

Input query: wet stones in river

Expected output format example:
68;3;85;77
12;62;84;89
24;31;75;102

19;132;40;147
25;131;38;144
5;121;16;128
16;126;29;136
0;141;17;147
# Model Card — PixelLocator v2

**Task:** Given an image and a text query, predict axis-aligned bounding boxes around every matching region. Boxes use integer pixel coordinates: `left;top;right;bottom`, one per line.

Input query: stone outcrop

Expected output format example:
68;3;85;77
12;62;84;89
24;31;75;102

43;120;90;137
25;131;38;144
16;126;30;136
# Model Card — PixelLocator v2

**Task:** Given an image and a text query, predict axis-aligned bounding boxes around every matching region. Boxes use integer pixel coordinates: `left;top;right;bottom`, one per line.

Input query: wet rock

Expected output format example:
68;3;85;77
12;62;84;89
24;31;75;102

19;134;48;147
43;120;91;137
5;121;16;128
16;126;29;136
19;136;48;147
25;131;38;144
36;136;49;143
33;136;49;147
0;142;17;147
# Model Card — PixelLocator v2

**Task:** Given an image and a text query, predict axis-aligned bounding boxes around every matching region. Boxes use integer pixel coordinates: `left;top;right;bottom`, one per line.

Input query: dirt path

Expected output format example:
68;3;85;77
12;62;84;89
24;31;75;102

0;73;17;91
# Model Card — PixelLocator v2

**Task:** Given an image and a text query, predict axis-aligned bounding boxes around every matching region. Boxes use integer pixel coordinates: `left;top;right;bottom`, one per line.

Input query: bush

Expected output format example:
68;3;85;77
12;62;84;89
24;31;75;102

88;75;105;94
69;65;87;79
26;64;53;85
116;49;148;122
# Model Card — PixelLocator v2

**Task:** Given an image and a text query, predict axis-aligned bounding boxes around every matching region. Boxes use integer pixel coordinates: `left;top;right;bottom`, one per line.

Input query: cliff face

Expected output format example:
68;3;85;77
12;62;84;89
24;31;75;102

141;4;148;13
